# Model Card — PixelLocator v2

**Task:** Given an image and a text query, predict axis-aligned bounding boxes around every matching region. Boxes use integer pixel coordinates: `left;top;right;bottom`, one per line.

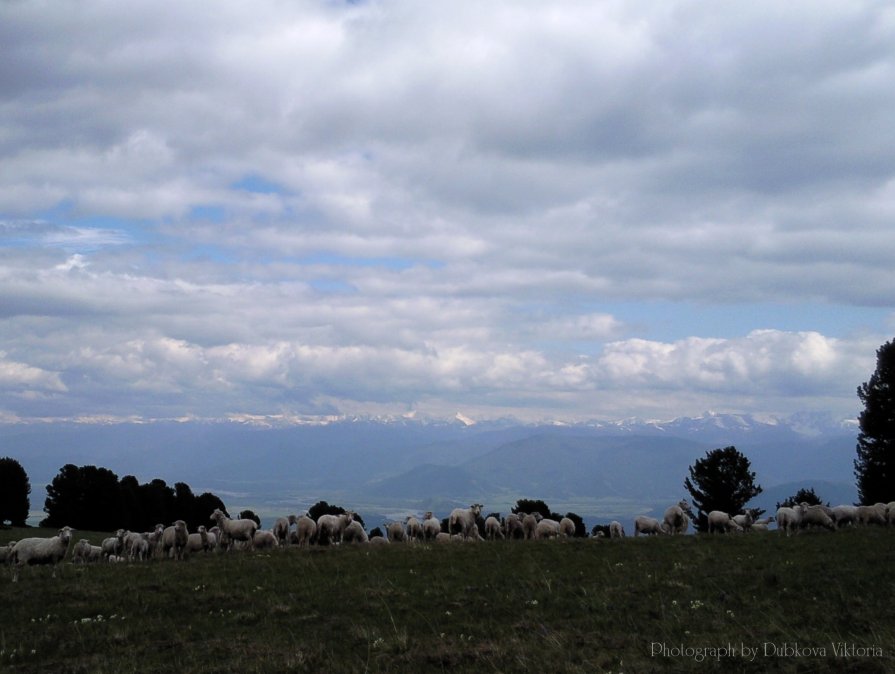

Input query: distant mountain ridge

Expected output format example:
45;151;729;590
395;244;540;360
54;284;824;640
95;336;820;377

1;411;859;527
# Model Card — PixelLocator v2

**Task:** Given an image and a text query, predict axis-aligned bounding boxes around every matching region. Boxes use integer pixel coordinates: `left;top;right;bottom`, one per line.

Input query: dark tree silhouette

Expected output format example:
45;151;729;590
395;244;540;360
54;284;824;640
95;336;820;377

512;499;552;519
239;509;261;527
0;457;30;526
855;338;895;505
684;446;762;532
776;487;828;511
42;464;122;530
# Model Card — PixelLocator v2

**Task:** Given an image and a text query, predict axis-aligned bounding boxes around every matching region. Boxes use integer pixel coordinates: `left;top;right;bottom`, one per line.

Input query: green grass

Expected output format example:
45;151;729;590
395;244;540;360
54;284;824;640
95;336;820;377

1;527;894;672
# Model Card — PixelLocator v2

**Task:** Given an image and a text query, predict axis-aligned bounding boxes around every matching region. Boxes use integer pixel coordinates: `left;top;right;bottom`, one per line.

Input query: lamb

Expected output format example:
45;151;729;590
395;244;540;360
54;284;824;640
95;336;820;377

449;504;483;541
272;515;297;546
369;534;390;545
663;500;692;535
434;532;452;544
71;538;103;564
707;510;741;534
162;520;189;560
536;519;561;539
559;517;576;538
405;516;422;542
732;511;754;531
422;512;442;541
211;508;257;551
316;512;353;546
798;503;836;531
10;526;74;582
749;517;774;532
609;521;625;538
387;521;406;543
634;516;664;536
293;515;317;547
342;520;369;544
485;516;505;540
775;506;801;536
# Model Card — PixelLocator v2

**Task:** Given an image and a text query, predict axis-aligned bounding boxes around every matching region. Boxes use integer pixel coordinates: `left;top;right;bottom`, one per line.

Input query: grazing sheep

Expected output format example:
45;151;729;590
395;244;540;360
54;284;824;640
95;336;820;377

798;503;836;531
387;521;406;543
317;512;353;546
72;539;103;564
0;540;17;565
10;526;74;582
775;506;802;536
434;532;452;544
101;529;126;560
831;504;859;528
559;517;576;538
749;517;774;532
422;512;441;541
663;500;692;535
520;512;541;540
342;520;369;544
162;520;189;560
634;516;664;536
252;529;278;550
485;516;505;540
857;503;887;526
272;515;296;546
504;513;524;539
211;509;257;551
535;519;561;540
293;515;317;547
732;512;754;531
449;504;484;540
609;521;626;538
707;511;741;534
369;535;389;545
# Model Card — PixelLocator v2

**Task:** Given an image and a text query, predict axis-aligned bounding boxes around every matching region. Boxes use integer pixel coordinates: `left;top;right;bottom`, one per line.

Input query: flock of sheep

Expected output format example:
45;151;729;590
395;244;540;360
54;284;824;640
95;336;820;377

4;499;895;582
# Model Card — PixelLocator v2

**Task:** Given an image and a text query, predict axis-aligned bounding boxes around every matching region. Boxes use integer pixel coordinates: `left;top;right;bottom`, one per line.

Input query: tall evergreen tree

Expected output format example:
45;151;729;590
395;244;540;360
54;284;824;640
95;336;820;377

42;464;121;530
684;446;762;532
0;457;31;526
855;338;895;504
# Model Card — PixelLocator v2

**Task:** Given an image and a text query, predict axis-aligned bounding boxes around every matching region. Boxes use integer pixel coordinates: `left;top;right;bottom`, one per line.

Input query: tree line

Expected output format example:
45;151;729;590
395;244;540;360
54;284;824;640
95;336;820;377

2;338;895;532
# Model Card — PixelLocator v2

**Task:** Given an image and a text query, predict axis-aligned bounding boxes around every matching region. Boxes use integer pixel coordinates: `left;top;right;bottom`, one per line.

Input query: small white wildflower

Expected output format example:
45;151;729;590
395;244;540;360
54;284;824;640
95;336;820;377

444;610;452;616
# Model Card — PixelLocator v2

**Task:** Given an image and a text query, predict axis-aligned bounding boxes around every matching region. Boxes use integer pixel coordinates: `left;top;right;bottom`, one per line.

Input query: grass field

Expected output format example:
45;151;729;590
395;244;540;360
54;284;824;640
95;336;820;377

1;526;893;673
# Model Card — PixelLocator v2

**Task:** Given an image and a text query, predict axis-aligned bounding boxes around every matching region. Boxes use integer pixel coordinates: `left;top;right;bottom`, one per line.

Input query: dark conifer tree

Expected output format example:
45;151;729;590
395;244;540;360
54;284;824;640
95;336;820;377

855;338;895;504
684;446;762;532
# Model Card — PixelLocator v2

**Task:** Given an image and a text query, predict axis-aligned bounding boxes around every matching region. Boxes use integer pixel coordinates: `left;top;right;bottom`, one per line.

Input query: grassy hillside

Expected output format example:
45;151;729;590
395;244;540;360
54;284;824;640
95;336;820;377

0;527;893;673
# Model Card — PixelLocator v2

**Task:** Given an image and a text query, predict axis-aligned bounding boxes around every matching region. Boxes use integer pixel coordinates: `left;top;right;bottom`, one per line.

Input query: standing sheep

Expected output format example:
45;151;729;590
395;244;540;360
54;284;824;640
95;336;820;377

520;512;541;540
101;529;126;561
609;521;626;538
831;505;859;528
211;509;257;551
162;520;189;560
634;516;664;536
663;500;692;535
535;519;561;540
184;526;213;556
72;539;103;564
422;512;441;541
559;517;576;538
857;503;887;526
504;513;524;539
272;515;297;546
405;516;422;542
485;516;505;540
775;506;802;536
10;526;74;582
449;504;483;541
707;511;741;534
386;521;406;543
252;529;279;550
342;520;369;544
317;512;353;546
293;515;317;547
798;503;836;532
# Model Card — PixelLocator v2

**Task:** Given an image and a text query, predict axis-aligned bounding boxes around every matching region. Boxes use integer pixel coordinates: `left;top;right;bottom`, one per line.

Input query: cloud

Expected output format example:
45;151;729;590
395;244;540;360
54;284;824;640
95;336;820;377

0;1;892;422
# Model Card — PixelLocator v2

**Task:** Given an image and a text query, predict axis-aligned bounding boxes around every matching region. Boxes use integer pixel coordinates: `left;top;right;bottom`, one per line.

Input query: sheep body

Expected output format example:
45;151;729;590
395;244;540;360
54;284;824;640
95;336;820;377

449;504;483;540
162;520;189;560
72;538;103;564
663;500;691;535
535;519;561;539
634;516;664;536
211;509;257;551
775;506;801;536
342;520;369;544
294;515;317;547
798;503;836;531
11;526;74;581
609;521;625;538
707;510;741;533
405;516;422;542
485;516;505;540
422;512;441;541
559;517;576;538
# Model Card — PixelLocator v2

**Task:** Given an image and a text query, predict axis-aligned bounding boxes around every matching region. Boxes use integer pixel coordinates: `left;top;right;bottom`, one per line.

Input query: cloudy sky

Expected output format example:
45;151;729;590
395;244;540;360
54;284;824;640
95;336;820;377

1;1;893;424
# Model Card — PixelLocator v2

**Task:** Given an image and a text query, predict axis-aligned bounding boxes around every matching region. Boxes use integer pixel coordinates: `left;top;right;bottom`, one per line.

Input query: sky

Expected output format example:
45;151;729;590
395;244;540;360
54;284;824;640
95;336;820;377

1;0;894;425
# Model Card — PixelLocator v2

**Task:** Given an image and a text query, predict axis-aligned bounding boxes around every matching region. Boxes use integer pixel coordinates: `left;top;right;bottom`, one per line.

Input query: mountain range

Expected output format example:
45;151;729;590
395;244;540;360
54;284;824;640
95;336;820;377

1;411;860;529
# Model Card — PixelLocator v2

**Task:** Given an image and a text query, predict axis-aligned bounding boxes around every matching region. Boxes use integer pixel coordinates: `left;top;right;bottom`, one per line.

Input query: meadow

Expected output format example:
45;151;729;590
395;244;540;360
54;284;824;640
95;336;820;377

0;526;893;673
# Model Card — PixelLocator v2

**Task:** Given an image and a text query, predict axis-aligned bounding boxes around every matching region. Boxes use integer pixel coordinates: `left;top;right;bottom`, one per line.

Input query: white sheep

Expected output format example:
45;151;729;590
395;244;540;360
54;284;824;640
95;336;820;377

634;516;664;536
101;529;126;560
71;538;103;564
342;520;369;544
504;513;524;539
184;526;213;556
485;516;505;540
252;529;278;550
405;516;422;542
857;503;887;526
422;512;442;541
831;504;859;528
707;510;741;534
798;503;836;531
387;521;406;543
732;511;754;531
535;519;561;540
369;534;390;545
10;526;74;582
559;517;576;538
520;512;541;540
609;521;625;538
775;506;802;536
162;520;189;560
317;512;353;546
0;540;16;565
749;517;774;532
293;515;317;547
663;500;691;535
272;515;296;546
449;504;483;540
434;532;452;544
211;509;257;551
